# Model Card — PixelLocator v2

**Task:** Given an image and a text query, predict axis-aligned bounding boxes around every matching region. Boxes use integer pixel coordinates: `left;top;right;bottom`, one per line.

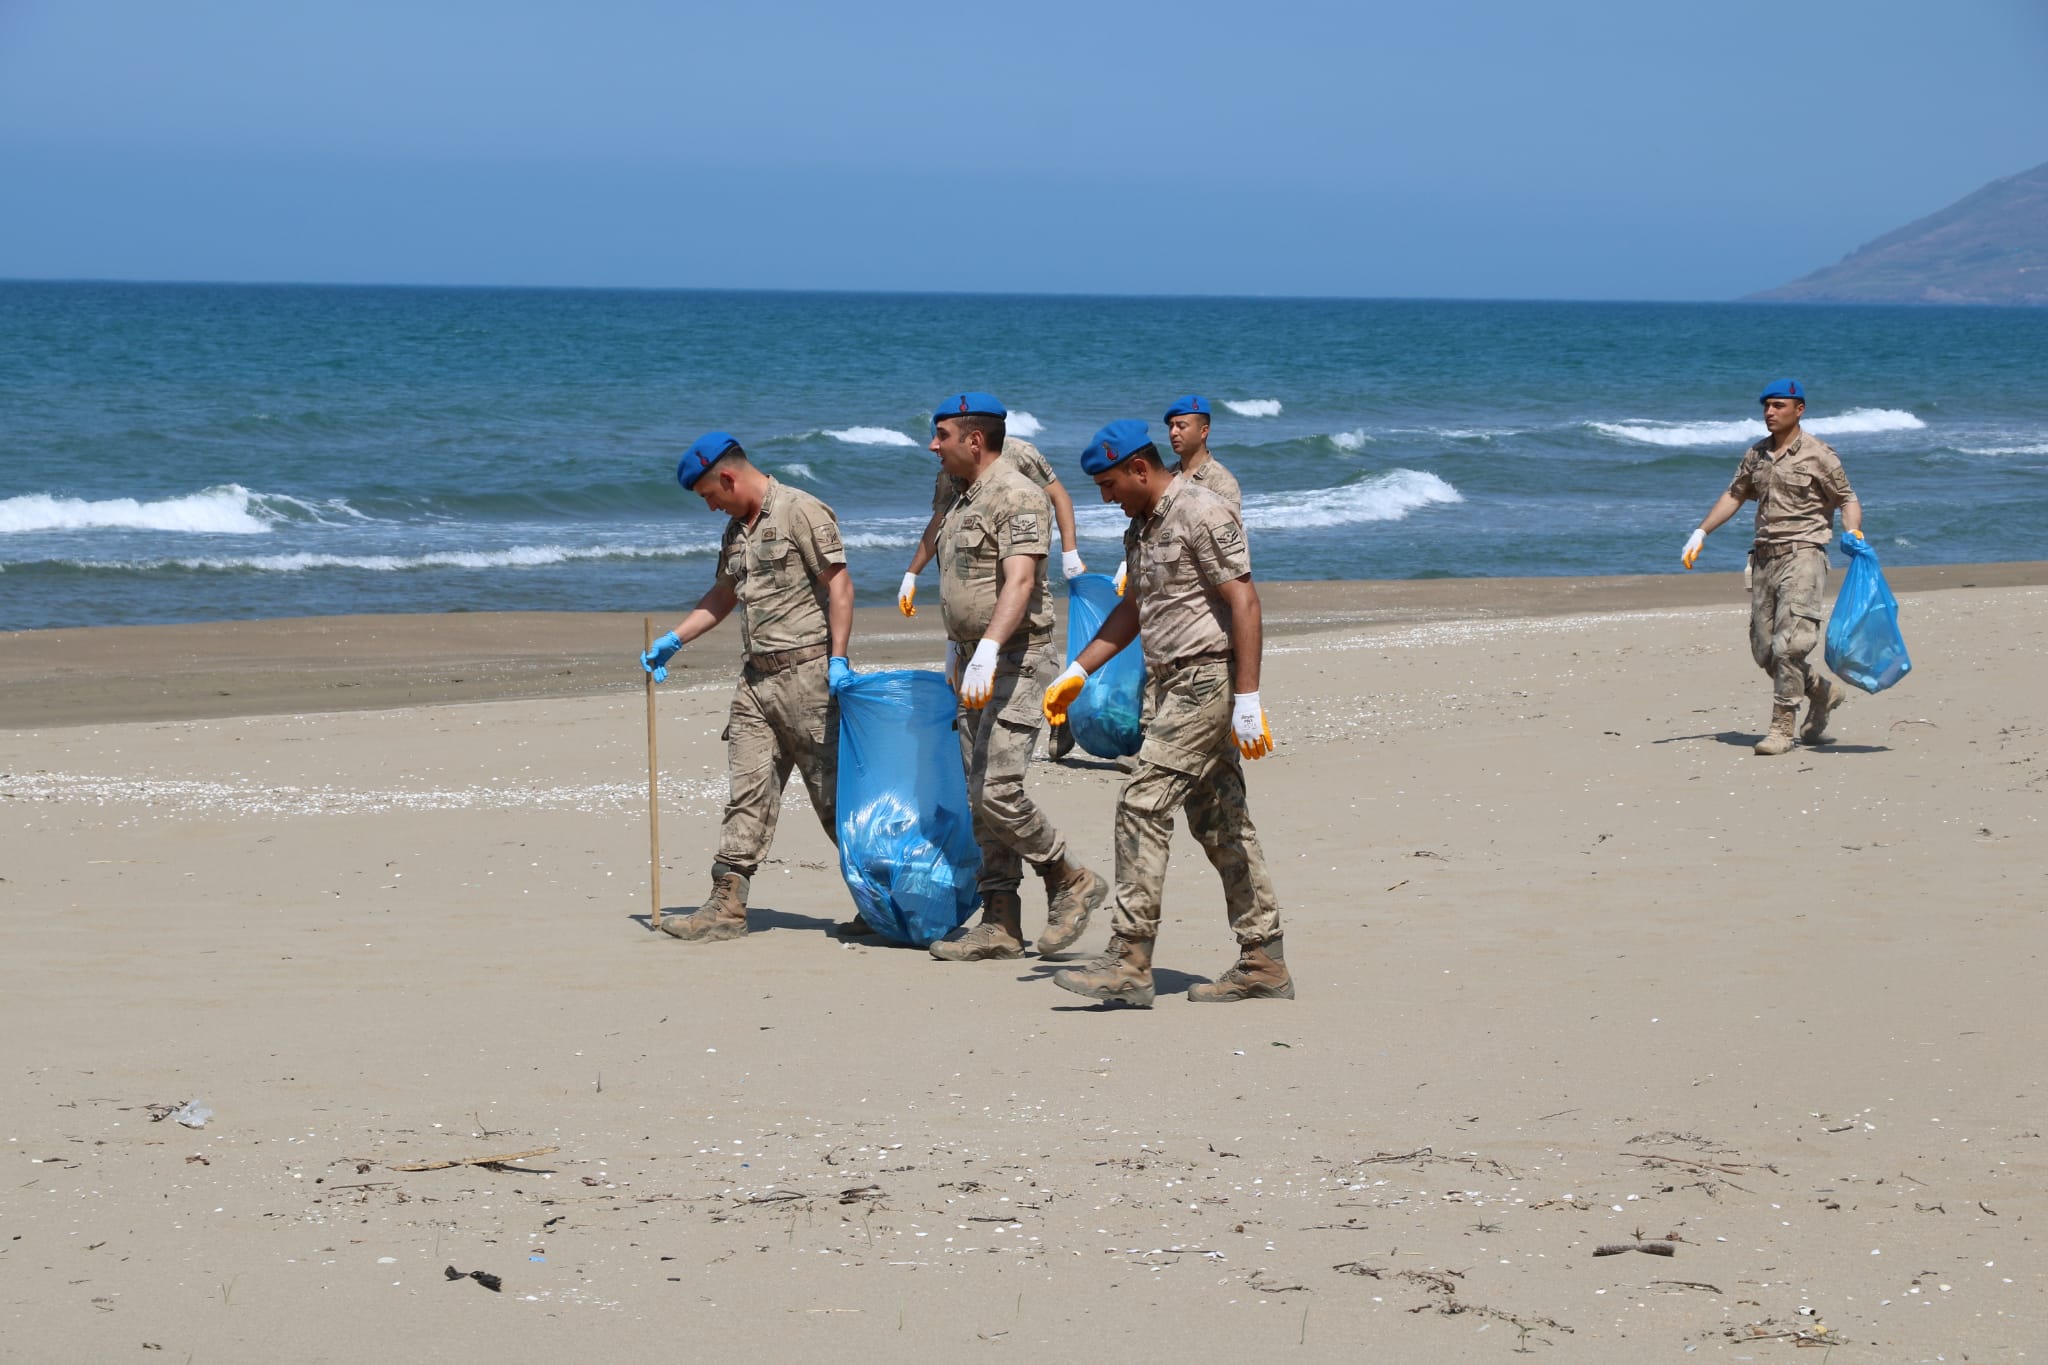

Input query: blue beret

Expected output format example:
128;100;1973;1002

934;391;1006;422
677;431;741;490
1080;419;1156;476
1163;395;1211;420
1758;378;1805;403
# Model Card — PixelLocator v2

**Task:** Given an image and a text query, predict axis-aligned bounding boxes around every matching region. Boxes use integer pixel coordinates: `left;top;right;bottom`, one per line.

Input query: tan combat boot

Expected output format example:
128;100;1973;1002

1188;937;1296;1002
660;861;751;941
1034;857;1106;956
1800;675;1844;745
929;890;1026;961
1753;703;1800;756
1052;932;1155;1008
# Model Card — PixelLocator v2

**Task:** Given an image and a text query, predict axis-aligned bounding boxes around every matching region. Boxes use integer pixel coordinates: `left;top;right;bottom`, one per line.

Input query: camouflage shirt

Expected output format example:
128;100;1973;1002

931;437;1058;513
713;478;846;656
1726;432;1856;550
1176;454;1242;512
936;460;1054;649
1123;475;1251;671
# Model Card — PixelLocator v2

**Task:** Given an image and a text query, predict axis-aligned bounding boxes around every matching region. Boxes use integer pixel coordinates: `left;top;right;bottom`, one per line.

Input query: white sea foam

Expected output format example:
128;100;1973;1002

1242;469;1461;530
57;543;712;573
839;531;919;550
1224;399;1282;418
1329;429;1371;451
1957;443;2048;457
826;426;918;447
1007;411;1044;438
1593;407;1927;447
0;484;320;535
779;462;819;481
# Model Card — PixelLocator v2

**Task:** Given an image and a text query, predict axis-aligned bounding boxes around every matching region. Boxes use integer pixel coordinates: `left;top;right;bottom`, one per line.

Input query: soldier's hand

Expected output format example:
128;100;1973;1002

958;639;1000;709
1061;549;1086;580
1681;528;1705;570
1841;529;1870;558
898;571;919;616
1042;662;1088;725
1231;691;1274;760
1113;560;1128;596
641;630;683;683
828;656;853;693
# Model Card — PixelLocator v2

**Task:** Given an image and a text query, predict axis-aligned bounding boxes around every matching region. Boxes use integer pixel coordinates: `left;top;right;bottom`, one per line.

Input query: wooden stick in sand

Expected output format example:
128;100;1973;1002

644;617;662;932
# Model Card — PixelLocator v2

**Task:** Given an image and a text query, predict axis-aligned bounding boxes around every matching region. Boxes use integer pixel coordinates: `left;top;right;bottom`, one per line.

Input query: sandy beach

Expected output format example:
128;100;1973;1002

2;567;2043;1362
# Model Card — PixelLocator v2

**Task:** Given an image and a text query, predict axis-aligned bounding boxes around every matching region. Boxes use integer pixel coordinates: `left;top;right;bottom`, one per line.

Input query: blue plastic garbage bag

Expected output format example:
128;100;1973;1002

1825;535;1912;694
834;669;981;946
1064;572;1146;758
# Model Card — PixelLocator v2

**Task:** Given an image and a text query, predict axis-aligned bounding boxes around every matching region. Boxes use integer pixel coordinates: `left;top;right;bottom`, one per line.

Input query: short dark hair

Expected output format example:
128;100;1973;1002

950;413;1006;450
708;447;749;477
1130;443;1167;468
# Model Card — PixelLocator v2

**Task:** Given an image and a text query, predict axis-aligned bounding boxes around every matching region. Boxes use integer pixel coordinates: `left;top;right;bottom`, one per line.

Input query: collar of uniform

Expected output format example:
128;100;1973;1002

737;476;783;534
1758;432;1803;463
1139;472;1187;533
958;466;997;505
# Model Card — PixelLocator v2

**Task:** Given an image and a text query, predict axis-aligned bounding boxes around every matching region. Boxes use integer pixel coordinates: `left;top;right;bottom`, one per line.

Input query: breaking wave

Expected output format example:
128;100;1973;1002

1007;411;1044;438
826;426;918;447
1329;429;1371;451
1223;399;1282;418
0;485;346;535
1242;469;1461;530
1592;407;1926;447
41;543;713;573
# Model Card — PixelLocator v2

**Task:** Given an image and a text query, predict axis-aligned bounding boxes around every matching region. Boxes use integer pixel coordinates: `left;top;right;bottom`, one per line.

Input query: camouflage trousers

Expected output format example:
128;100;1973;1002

1111;657;1282;946
955;641;1067;896
716;655;838;877
1749;545;1829;708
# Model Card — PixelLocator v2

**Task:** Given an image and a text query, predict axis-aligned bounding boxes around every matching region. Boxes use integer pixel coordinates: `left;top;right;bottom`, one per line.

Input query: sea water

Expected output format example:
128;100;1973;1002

3;281;2043;630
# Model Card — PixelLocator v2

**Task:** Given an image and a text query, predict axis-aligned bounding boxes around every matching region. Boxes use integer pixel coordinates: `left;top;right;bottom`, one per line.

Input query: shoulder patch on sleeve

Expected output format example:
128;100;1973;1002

1211;519;1243;550
1012;512;1039;537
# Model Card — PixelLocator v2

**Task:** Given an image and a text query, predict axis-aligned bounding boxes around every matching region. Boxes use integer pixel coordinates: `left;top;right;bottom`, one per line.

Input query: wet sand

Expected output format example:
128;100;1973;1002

2;561;2039;730
1;568;2043;1361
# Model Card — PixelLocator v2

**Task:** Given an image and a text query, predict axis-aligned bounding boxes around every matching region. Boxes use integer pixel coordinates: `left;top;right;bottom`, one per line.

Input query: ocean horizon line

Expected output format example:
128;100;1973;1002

0;274;1946;310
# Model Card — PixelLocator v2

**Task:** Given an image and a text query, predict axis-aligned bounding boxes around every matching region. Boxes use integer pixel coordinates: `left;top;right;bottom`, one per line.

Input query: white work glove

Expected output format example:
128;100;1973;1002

898;571;919;616
1042;661;1088;725
1113;559;1128;596
944;640;960;687
958;638;1000;708
1232;691;1274;759
1680;528;1705;570
1061;549;1086;580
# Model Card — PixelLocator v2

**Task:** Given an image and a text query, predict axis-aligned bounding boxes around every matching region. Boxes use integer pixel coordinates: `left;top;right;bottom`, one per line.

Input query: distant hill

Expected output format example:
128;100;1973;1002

1748;161;2048;306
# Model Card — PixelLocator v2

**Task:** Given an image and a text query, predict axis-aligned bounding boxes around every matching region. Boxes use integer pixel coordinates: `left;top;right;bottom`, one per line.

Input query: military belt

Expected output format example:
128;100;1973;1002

1157;648;1232;677
746;642;830;675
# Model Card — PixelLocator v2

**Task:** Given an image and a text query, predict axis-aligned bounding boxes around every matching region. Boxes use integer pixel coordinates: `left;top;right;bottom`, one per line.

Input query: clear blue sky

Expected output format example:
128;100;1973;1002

2;0;2043;299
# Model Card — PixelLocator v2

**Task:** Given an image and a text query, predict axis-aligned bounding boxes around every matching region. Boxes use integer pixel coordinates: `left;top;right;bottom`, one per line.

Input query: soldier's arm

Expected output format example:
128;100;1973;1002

1072;597;1141;673
1043;477;1080;557
1695;490;1745;536
906;507;945;575
671;582;739;645
820;563;853;658
1213;575;1263;695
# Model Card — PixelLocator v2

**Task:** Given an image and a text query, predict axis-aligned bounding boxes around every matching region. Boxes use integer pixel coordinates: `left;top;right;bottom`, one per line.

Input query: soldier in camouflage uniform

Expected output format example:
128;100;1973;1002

922;392;1107;962
898;436;1088;615
640;432;854;941
896;433;1091;765
1113;396;1241;594
1681;380;1864;756
1044;420;1291;1008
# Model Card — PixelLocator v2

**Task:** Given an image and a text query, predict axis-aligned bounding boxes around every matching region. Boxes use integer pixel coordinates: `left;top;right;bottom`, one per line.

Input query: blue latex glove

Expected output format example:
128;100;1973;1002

641;630;682;683
828;656;853;693
1840;530;1871;560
